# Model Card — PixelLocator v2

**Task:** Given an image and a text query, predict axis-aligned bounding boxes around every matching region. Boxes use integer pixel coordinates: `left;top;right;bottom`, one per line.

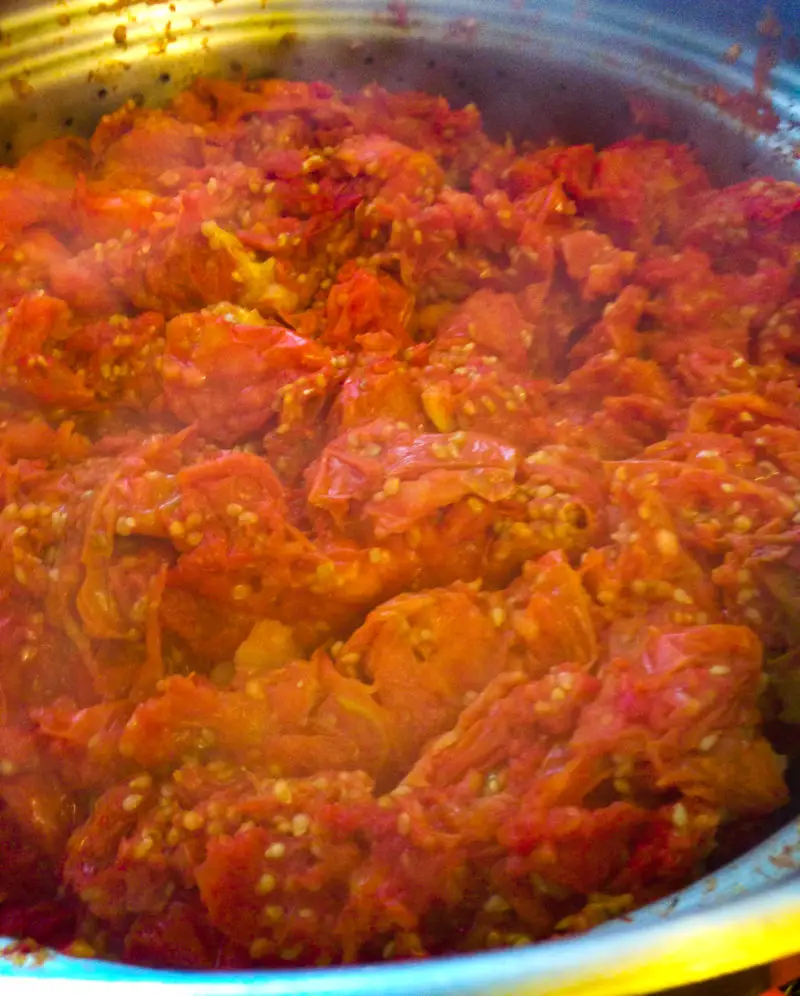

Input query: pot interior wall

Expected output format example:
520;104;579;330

0;25;797;184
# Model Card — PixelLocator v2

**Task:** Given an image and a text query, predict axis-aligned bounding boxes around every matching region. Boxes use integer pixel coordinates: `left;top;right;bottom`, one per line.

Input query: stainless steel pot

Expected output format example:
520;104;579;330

0;1;798;992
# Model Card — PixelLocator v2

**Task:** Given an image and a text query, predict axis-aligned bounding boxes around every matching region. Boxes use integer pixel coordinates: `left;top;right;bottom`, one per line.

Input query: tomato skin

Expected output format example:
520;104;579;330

332;356;426;434
91;108;205;188
307;419;518;541
0;806;61;903
124;902;222;969
75;179;171;244
759;298;800;380
571;624;788;817
434;289;534;369
33;700;133;791
682;177;800;265
163;309;335;444
0;294;95;409
0;172;74;239
588;138;710;246
560;230;637;302
323;266;413;350
334;587;506;780
0;228;72;309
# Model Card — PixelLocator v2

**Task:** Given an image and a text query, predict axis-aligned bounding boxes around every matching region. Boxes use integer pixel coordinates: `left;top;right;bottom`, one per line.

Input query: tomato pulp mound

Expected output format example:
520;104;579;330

0;77;798;969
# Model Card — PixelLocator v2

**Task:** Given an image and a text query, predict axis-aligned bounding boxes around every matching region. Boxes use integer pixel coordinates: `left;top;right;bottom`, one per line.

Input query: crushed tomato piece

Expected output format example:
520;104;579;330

0;76;797;969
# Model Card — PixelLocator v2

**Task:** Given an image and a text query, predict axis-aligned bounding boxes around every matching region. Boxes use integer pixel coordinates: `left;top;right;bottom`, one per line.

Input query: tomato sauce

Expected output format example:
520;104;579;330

0;77;797;968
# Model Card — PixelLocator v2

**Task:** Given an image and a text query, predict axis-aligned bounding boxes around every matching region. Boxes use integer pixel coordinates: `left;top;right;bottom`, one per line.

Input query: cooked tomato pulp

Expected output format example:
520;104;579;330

0;77;797;969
